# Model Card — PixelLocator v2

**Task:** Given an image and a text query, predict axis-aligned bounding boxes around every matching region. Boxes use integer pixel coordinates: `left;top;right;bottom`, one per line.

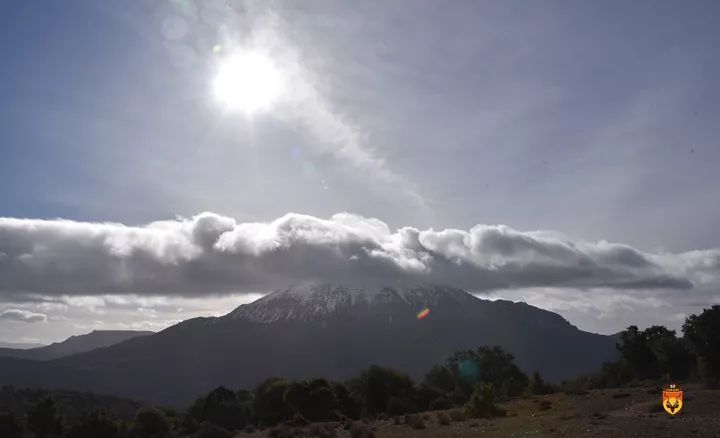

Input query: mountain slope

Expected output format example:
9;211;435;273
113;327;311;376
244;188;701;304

0;284;618;406
0;330;154;361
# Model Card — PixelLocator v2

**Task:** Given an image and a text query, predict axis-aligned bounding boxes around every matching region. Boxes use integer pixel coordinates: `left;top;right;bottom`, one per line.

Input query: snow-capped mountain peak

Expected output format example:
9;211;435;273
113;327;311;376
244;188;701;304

227;283;476;322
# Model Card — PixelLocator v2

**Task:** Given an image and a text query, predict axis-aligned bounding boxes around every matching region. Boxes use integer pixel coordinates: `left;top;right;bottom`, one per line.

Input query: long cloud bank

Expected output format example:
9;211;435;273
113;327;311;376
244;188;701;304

0;212;718;298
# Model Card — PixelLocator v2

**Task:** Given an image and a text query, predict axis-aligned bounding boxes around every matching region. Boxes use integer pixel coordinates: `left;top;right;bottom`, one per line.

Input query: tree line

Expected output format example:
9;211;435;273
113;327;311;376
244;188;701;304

561;305;720;392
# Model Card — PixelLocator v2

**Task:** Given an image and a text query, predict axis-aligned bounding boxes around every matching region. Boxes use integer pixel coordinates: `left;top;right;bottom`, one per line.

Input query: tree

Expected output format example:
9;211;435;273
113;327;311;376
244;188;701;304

253;378;293;427
423;365;454;393
190;387;252;432
643;326;694;379
617;325;659;379
353;365;416;415
683;305;720;384
64;409;120;438
130;407;170;438
446;346;528;400
331;381;363;419
0;412;23;438
283;378;339;421
26;396;64;438
617;325;694;380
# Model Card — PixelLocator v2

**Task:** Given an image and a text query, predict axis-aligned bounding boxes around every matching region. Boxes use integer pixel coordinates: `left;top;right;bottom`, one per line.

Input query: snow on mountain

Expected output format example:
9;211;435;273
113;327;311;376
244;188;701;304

228;283;477;322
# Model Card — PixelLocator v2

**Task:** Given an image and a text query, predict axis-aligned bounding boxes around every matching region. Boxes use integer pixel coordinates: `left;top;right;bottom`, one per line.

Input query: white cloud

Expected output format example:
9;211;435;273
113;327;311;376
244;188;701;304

0;309;47;323
0;212;716;299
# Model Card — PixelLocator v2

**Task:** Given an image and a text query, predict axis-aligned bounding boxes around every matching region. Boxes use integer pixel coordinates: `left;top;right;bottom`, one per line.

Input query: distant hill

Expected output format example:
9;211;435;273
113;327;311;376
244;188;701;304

0;284;618;406
0;342;45;349
0;330;154;361
0;385;143;422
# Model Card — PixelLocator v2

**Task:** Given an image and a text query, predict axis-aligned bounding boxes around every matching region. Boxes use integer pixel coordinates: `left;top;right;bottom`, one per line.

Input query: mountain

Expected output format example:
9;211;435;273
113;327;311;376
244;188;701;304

0;330;154;361
0;284;618;406
0;342;45;349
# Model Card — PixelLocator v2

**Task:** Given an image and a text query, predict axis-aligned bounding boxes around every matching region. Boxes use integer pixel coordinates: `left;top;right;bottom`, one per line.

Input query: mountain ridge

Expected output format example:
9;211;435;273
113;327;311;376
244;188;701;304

0;330;155;361
0;283;618;406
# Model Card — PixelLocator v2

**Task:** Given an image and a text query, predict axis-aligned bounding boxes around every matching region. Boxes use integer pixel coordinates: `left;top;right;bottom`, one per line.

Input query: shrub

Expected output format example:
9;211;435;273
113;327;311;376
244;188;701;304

403;413;425;429
463;383;505;419
436;412;451;425
448;408;465;422
386;396;417;416
529;372;555;395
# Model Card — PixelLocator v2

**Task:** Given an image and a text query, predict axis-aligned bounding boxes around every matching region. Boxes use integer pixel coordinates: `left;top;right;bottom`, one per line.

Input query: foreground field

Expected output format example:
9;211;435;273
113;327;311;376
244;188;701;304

239;384;720;437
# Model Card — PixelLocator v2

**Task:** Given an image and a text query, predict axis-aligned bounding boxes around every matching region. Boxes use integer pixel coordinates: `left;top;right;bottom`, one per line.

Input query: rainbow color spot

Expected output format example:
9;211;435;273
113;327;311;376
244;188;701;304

417;308;430;320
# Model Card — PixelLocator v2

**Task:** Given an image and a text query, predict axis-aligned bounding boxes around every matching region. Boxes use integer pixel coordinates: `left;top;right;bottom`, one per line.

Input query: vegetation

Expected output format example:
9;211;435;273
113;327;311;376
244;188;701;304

562;305;720;393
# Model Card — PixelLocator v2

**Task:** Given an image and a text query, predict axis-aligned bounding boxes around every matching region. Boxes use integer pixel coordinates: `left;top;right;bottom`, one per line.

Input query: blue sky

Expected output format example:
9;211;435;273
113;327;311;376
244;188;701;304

1;1;719;342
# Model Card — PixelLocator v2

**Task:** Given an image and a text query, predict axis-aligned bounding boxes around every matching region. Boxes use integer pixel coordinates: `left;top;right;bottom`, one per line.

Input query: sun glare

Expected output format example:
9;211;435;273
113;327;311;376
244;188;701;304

212;50;284;114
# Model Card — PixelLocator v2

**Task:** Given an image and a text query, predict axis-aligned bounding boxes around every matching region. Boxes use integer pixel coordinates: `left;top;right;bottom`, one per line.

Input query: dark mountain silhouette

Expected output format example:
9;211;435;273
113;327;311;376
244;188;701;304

0;284;618;406
0;330;154;361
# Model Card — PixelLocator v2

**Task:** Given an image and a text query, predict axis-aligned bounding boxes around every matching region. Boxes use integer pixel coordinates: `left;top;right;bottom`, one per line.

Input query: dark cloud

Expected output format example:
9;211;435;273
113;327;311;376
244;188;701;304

0;309;47;323
0;212;716;298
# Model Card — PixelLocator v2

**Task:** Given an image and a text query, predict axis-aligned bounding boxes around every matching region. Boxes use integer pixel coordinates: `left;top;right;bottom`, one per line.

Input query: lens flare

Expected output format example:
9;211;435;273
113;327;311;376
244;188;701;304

417;308;430;320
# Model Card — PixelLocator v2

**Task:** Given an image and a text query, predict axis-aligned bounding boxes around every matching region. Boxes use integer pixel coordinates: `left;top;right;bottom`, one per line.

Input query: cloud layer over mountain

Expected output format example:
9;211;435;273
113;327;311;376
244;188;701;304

0;309;47;323
1;212;717;298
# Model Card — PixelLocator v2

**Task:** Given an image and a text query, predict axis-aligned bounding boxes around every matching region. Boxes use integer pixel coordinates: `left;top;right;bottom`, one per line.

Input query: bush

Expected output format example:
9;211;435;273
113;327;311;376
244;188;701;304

436;412;451;425
463;383;505;419
385;396;417;416
403;413;425;429
448;408;465;422
529;372;555;395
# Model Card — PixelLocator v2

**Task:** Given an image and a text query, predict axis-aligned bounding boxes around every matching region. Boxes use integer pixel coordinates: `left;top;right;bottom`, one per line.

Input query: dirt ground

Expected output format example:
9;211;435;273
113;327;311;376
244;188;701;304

238;384;720;437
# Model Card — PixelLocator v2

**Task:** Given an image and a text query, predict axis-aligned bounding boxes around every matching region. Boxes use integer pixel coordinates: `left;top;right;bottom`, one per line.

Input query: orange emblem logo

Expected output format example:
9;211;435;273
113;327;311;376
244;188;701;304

662;384;683;415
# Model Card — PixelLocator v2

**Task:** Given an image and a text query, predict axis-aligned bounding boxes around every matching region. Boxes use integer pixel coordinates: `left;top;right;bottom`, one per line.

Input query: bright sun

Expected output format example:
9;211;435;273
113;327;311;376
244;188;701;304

212;50;284;114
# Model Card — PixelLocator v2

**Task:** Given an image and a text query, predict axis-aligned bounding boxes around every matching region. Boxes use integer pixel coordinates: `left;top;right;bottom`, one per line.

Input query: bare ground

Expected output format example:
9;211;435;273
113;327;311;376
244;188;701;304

237;384;720;438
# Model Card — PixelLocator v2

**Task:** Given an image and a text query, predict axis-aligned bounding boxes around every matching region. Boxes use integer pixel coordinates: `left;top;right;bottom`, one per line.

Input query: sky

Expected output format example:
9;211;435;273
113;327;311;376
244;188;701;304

1;0;719;343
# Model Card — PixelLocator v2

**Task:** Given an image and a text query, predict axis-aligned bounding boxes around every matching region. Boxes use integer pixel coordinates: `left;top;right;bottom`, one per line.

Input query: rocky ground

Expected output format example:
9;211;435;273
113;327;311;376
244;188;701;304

237;384;720;437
